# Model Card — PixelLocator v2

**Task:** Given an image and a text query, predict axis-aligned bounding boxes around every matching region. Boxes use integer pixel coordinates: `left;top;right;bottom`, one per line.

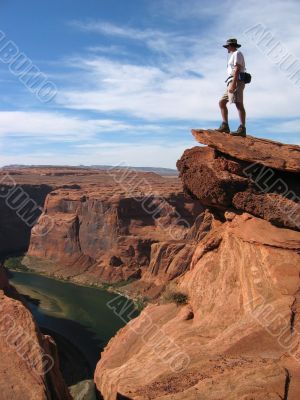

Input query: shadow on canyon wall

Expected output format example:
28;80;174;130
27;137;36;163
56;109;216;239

0;184;53;255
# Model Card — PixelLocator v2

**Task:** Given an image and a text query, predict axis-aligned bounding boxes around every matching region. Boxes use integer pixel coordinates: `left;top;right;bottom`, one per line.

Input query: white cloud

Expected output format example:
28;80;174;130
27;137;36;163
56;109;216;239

71;20;158;40
0;141;192;168
70;20;198;56
2;0;300;168
60;0;300;123
86;44;128;56
266;119;300;134
0;111;134;141
57;57;220;120
0;111;190;152
57;53;300;121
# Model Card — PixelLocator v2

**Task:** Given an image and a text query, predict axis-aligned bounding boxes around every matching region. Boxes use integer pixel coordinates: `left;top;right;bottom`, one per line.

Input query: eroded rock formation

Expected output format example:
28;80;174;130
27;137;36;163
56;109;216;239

0;265;71;399
191;129;300;173
95;212;300;400
1;132;300;399
95;131;300;399
21;170;202;285
177;130;300;231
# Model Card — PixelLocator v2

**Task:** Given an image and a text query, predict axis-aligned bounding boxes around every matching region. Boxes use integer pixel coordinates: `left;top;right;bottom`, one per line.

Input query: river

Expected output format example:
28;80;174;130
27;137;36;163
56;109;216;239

7;269;138;385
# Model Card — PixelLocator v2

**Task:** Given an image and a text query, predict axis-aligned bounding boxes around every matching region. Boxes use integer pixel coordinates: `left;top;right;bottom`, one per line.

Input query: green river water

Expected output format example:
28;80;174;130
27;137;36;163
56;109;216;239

7;269;138;384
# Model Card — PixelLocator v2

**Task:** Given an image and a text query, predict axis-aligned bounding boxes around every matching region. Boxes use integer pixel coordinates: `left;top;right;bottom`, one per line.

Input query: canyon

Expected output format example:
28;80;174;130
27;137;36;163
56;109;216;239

0;130;300;399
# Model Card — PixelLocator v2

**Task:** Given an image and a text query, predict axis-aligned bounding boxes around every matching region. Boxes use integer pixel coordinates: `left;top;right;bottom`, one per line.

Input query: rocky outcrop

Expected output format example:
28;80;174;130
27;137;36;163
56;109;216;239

138;209;222;289
191;129;300;173
2;134;300;399
95;132;300;399
95;212;300;400
0;265;71;399
177;130;300;231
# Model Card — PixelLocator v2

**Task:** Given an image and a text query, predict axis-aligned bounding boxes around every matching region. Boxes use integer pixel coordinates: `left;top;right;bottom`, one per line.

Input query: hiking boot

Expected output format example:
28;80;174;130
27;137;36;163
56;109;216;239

215;122;230;134
231;125;246;137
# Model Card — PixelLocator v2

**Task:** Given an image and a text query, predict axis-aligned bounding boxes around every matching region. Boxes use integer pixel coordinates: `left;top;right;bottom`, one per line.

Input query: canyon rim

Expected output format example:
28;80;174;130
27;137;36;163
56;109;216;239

0;130;300;399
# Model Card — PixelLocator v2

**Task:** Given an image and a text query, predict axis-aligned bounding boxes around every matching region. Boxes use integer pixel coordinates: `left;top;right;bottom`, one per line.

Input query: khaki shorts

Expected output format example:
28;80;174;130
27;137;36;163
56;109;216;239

220;81;245;104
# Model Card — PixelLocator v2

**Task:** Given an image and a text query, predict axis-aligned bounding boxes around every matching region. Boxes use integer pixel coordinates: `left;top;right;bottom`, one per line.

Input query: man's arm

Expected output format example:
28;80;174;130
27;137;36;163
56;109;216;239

229;63;241;93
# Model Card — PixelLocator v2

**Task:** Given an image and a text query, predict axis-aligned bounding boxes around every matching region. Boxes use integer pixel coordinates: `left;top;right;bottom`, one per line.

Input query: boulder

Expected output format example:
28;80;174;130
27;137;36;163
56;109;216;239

177;132;300;231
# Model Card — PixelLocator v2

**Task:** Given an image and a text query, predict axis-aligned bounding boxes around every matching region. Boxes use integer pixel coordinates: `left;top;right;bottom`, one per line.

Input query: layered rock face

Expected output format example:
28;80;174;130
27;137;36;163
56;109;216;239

24;170;202;285
177;130;300;231
0;167;201;285
95;213;300;400
2;134;300;399
95;132;300;399
0;167;112;256
0;265;71;399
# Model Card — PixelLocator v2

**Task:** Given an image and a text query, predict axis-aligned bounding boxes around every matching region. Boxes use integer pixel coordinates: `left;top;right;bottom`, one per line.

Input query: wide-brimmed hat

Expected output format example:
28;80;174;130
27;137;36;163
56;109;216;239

223;38;241;48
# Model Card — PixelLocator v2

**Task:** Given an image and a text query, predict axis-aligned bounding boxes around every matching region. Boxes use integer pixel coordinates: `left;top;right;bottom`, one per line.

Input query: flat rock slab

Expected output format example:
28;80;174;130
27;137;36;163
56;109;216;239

192;129;300;173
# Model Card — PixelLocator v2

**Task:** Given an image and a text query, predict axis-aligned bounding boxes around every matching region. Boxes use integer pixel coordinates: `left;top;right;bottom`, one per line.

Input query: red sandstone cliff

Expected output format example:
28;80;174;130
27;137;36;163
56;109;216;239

1;133;300;399
0;265;72;399
94;132;300;399
23;170;202;286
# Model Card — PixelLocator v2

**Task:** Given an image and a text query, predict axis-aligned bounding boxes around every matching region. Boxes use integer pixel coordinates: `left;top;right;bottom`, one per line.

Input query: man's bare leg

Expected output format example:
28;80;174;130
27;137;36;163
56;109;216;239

231;101;246;136
216;98;230;133
235;102;246;126
219;99;229;123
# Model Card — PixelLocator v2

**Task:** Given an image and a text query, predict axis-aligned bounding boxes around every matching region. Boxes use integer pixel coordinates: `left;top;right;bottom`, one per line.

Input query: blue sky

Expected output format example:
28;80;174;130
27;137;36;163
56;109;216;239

0;0;299;168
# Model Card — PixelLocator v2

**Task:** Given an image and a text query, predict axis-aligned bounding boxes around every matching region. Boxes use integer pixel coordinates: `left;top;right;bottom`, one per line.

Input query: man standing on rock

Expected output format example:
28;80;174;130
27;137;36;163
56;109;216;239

216;38;247;137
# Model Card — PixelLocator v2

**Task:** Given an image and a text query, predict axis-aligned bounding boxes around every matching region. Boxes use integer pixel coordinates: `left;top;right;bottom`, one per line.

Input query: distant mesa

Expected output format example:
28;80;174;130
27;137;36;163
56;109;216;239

1;164;178;176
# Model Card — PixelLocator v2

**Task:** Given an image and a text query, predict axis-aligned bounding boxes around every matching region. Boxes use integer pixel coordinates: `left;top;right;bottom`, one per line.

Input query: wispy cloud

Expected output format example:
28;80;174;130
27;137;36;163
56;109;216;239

63;0;300;123
2;0;299;168
266;119;300;134
0;111;133;140
70;19;201;58
56;56;220;120
86;44;128;56
0;111;190;144
56;52;299;121
71;20;159;40
0;141;191;168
